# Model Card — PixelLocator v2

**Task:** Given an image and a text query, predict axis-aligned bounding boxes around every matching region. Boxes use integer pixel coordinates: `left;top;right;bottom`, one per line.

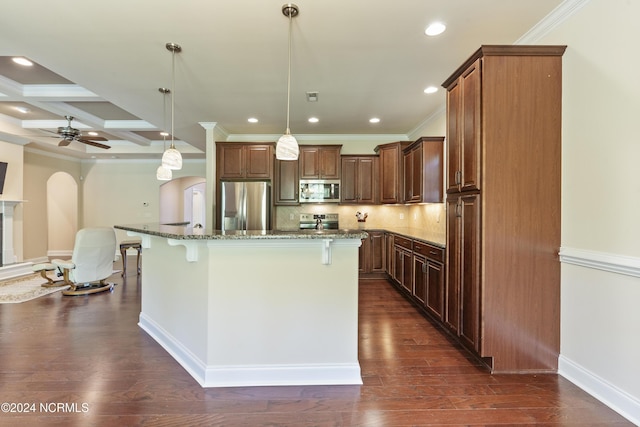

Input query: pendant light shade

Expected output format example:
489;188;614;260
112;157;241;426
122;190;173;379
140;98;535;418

162;42;183;170
156;164;172;180
276;4;299;161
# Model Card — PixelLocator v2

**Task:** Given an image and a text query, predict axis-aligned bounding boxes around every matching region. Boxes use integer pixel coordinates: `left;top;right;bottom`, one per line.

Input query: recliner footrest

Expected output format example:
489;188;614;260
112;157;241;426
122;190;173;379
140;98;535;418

32;263;66;287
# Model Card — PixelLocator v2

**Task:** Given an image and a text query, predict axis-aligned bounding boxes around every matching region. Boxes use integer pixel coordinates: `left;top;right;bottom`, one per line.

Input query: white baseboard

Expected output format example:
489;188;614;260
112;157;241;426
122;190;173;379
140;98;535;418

138;312;362;388
47;250;73;258
0;261;34;281
559;355;640;425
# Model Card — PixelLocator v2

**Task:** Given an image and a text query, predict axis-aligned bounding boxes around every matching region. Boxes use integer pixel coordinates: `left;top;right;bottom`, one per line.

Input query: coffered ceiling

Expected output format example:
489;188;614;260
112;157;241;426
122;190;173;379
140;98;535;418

0;0;567;160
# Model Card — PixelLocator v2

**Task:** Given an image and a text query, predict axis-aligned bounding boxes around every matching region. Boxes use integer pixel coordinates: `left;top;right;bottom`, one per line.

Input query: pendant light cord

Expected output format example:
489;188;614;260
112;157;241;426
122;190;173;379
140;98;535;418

171;49;176;149
285;10;293;133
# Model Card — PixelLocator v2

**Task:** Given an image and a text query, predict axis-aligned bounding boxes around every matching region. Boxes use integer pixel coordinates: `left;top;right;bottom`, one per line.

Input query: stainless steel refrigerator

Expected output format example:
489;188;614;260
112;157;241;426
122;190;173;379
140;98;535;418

220;181;271;232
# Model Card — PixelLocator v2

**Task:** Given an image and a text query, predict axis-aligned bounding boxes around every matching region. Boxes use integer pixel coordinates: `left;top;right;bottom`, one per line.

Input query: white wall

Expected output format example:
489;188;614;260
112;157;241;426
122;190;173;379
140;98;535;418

0;141;24;261
80;160;205;245
539;0;640;423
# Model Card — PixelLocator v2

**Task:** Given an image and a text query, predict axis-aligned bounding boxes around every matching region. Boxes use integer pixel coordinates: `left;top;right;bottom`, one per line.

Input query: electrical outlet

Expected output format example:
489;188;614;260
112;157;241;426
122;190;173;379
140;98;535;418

289;213;294;220
399;213;404;220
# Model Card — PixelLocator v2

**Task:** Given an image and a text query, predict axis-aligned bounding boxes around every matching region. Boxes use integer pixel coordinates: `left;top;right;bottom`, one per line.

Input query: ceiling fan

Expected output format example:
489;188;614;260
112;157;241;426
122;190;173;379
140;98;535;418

54;115;110;149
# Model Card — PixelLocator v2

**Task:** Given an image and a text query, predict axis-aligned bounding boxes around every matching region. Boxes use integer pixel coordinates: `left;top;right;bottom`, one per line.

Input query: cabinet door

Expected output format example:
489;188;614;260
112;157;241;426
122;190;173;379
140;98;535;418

445;196;461;333
357;156;377;204
274;159;299;205
413;254;427;305
218;144;244;179
385;233;395;277
458;193;481;351
359;235;369;273
319;146;341;179
245;145;272;178
425;261;444;321
370;231;385;272
446;193;481;350
299;147;320;179
446;59;481;193
378;144;403;204
341;157;359;203
460;61;481;192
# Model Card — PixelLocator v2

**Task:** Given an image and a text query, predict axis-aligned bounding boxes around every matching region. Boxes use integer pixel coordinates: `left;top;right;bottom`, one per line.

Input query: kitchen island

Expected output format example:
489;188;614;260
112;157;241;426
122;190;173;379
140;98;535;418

114;223;367;388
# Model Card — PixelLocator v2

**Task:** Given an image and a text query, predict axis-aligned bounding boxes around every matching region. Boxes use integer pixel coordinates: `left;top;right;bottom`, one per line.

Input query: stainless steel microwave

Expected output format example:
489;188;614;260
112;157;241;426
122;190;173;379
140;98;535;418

299;179;340;203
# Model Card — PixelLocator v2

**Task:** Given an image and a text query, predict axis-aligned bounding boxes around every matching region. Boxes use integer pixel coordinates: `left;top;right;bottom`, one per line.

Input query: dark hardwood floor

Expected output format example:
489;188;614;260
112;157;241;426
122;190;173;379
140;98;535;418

0;258;632;426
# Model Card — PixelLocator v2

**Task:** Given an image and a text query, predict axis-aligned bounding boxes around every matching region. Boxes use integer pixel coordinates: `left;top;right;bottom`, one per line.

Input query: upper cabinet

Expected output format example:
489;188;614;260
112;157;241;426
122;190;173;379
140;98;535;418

217;142;273;179
299;145;342;179
445;60;481;194
374;141;410;204
341;155;378;204
403;136;444;203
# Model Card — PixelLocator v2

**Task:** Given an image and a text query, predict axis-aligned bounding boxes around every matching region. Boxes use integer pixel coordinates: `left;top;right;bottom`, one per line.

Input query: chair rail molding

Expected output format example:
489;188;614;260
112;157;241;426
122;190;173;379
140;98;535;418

559;247;640;279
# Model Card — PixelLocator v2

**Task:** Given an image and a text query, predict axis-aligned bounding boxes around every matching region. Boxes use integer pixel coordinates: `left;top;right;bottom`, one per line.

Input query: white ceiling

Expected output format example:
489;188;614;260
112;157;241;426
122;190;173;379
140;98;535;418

0;0;566;160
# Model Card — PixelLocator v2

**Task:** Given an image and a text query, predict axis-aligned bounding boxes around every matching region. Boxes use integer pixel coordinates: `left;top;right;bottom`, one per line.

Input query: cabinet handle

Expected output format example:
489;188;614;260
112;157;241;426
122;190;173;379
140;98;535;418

455;200;462;217
429;251;438;255
455;170;461;186
422;263;427;273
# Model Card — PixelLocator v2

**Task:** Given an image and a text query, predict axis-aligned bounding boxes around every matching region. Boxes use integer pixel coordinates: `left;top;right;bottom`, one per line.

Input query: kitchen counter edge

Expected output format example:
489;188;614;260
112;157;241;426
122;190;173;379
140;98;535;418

114;224;368;240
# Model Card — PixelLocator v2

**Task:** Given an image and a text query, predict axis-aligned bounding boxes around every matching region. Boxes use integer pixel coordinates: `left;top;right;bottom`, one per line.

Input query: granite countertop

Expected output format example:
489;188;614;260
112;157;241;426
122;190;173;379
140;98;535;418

361;226;445;248
114;223;368;240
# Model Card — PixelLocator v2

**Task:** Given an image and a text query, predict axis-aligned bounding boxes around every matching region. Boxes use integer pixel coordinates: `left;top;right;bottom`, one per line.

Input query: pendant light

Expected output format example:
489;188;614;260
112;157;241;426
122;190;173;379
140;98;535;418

156;87;172;181
162;42;183;170
275;3;300;161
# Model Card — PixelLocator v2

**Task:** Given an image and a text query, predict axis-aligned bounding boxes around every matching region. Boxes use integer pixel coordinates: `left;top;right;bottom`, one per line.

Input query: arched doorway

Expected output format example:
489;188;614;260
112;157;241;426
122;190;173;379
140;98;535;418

46;172;78;258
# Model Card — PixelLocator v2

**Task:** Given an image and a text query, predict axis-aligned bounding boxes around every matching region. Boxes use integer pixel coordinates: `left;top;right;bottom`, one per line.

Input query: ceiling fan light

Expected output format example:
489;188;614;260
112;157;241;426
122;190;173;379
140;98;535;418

156;164;172;181
162;147;183;170
276;132;299;160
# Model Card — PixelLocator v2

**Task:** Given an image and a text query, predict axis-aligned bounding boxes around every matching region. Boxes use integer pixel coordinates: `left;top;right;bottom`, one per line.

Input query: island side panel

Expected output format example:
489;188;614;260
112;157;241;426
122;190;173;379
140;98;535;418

137;235;209;380
205;238;362;386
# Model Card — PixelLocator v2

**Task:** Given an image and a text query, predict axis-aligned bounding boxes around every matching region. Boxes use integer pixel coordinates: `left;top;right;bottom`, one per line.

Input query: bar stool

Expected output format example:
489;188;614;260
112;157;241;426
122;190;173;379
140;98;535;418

119;240;142;277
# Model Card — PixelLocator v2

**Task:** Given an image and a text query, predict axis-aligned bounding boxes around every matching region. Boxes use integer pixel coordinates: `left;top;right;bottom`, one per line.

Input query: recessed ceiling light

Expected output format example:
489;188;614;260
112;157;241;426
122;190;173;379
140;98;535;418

424;86;438;94
14;106;30;113
425;22;446;36
369;117;380;124
308;117;319;123
87;131;99;136
12;57;33;66
160;131;169;137
248;117;258;123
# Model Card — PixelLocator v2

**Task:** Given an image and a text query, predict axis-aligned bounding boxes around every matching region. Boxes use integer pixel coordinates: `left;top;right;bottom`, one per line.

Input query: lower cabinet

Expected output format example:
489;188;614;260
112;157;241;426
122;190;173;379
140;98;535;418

385;233;446;325
359;230;385;276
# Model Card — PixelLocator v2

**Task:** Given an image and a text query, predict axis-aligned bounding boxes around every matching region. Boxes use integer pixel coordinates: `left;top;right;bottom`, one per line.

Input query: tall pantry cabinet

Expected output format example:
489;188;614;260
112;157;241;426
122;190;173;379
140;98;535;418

443;45;566;373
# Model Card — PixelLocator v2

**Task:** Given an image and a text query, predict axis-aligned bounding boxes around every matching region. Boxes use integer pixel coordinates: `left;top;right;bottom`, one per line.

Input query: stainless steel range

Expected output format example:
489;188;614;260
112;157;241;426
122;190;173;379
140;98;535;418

299;213;339;230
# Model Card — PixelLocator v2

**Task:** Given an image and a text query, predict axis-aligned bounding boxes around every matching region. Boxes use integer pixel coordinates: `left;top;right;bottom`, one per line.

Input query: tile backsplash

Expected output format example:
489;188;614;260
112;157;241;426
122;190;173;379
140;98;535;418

275;203;446;242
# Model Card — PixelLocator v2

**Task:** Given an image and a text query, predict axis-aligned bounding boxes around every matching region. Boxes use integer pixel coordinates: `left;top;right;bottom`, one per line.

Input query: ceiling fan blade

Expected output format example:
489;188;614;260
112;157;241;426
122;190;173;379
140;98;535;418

82;136;108;141
58;139;71;146
77;138;111;149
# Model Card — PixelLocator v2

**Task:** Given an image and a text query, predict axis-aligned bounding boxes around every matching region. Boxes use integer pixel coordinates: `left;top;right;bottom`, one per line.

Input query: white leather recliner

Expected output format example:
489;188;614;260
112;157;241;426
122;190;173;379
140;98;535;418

51;227;118;296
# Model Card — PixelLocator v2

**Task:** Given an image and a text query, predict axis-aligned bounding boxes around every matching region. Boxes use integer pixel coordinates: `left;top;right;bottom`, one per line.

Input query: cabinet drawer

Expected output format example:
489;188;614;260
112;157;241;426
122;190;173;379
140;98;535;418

413;241;444;263
394;235;412;250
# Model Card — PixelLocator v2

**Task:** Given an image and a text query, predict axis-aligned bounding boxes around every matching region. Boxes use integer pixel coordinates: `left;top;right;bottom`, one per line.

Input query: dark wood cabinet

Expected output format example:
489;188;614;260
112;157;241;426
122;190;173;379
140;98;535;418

341;155;378;204
374;141;410;204
359;230;385;275
443;45;565;372
445;193;480;349
299;145;341;179
217;142;273;179
413;240;445;321
446;60;481;194
274;159;299;205
403;137;444;203
393;235;413;293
